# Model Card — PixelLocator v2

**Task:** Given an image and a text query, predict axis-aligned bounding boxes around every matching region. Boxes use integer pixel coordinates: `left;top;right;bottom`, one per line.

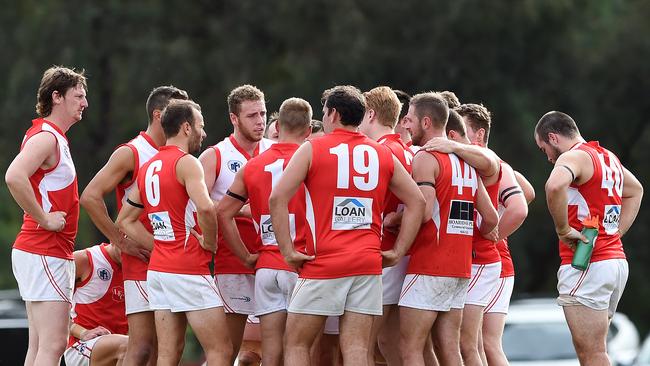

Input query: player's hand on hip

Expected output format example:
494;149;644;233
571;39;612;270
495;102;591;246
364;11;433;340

557;227;587;251
41;211;67;232
483;227;499;242
421;137;456;154
244;253;259;269
190;229;207;250
285;251;314;270
80;326;111;341
381;250;400;268
119;235;150;262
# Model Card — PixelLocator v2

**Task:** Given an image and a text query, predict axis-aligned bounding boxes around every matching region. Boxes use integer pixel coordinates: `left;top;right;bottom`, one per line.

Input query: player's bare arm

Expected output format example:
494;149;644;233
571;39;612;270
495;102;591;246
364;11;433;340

422;137;499;179
116;186;154;251
383;155;425;267
618;167;643;237
81;146;149;261
496;164;529;241
73;249;93;284
178;154;217;253
216;166;258;268
199;145;250;219
269;142;314;269
545;150;591;247
514;170;536;204
5;132;67;231
475;179;499;237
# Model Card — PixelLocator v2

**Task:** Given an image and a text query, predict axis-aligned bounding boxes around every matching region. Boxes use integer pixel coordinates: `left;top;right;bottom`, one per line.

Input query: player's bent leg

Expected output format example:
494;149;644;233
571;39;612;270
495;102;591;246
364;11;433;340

460;305;485;366
377;305;402;366
563;305;609;366
285;313;327;365
88;334;129;366
400;307;438;366
482;313;508;366
338;311;374;366
431;309;463;366
123;311;157;366
186;307;232;366
154;310;187;366
259;311;287;366
32;300;70;365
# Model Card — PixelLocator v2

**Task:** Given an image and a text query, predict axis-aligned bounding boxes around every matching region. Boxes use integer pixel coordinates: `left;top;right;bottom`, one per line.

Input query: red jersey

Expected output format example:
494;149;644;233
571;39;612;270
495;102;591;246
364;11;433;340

69;244;127;347
496;239;514;277
561;141;625;265
209;135;274;274
300;129;395;279
138;146;211;275
13;119;79;260
408;152;479;278
377;134;414;251
243;143;307;272
472;150;502;265
115;132;159;281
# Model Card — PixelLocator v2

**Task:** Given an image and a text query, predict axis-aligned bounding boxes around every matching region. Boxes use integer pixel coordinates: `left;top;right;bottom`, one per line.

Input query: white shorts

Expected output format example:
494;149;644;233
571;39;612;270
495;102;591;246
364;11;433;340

484;276;515;314
398;274;469;311
324;316;340;335
215;274;256;315
64;336;102;366
382;255;410;305
12;249;74;303
289;275;382;316
147;270;223;313
557;259;628;318
466;262;502;307
124;280;151;315
255;268;298;316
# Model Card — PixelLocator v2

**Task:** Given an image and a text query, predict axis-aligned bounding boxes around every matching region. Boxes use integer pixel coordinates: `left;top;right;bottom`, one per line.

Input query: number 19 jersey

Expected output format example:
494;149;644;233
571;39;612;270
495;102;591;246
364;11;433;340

300;129;395;279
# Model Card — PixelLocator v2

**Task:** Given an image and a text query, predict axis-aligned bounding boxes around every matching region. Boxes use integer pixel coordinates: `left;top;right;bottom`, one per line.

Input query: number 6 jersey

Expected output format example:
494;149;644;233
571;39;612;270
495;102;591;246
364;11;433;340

137;146;211;275
300;129;395;279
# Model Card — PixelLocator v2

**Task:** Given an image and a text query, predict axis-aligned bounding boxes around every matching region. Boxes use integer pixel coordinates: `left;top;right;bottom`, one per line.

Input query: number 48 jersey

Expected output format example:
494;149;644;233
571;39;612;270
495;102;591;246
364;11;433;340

137;146;211;275
300;129;395;279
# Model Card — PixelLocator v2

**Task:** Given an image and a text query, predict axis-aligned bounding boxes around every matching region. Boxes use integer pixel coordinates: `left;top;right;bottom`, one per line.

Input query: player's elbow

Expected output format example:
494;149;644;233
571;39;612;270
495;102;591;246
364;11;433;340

545;178;565;197
79;188;98;210
4;168;23;191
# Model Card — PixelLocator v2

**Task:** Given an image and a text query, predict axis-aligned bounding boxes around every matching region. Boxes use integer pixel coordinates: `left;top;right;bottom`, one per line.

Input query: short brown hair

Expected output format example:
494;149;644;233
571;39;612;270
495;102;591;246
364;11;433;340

322;85;366;126
439;91;460;109
161;99;201;139
456;103;491;144
146;86;189;124
394;90;411;120
278;98;312;133
446;109;466;137
227;85;264;115
364;86;401;128
36;66;87;117
310;119;324;134
535;111;580;142
410;92;449;129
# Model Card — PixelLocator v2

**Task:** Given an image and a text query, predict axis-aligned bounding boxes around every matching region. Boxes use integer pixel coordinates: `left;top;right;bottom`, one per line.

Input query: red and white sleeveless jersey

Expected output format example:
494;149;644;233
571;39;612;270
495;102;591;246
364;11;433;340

138;146;211;275
68;244;127;347
560;141;625;265
408;151;479;278
300;129;395;279
243;143;307;272
377;134;414;251
115;132;159;281
472;148;502;265
209;135;274;274
14;119;79;260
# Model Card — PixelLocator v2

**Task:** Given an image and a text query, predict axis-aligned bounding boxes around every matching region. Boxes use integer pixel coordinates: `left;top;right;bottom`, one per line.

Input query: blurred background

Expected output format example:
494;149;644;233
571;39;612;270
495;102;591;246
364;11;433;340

0;0;648;364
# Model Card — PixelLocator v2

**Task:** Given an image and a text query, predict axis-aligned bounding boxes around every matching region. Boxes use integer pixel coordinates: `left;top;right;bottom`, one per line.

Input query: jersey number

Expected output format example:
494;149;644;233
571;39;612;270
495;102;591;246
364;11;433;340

329;143;379;191
449;154;478;195
264;159;285;188
598;153;623;197
144;160;163;206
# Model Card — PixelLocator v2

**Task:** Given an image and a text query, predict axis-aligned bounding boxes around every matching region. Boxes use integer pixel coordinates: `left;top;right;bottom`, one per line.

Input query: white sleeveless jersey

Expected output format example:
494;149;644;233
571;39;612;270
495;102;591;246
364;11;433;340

117;132;159;208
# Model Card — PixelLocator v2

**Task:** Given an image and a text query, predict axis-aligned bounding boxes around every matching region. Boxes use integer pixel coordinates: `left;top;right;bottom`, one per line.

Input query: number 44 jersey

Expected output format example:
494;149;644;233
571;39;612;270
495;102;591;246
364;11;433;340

300;129;395;279
137;146;212;275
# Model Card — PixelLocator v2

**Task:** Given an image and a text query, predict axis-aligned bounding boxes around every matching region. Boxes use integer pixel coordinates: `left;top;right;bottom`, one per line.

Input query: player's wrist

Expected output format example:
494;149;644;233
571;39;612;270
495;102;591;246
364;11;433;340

555;225;571;236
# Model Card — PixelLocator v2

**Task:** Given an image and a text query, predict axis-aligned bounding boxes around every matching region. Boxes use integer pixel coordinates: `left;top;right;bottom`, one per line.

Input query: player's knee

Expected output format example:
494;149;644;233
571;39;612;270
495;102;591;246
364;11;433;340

128;341;155;363
39;337;67;356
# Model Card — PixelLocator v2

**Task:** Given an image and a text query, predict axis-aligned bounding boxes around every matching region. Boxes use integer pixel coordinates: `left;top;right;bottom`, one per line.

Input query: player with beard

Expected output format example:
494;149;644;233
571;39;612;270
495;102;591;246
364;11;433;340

118;100;232;365
399;93;498;366
81;85;188;365
199;85;274;363
535;111;642;366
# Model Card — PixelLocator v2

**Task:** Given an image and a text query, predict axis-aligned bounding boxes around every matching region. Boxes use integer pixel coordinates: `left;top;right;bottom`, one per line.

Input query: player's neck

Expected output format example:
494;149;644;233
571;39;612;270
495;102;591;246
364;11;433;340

369;125;394;141
165;136;189;153
278;135;304;145
332;121;358;133
145;123;166;147
43;111;74;133
399;131;412;144
105;244;122;266
233;130;259;156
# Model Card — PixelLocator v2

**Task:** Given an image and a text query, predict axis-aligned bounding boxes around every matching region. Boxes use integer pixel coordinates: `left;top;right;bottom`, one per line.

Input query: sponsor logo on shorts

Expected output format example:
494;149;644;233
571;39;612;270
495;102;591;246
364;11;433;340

231;296;252;302
603;205;621;235
332;197;373;230
260;214;296;245
149;211;175;241
97;267;111;281
227;160;243;173
447;200;474;235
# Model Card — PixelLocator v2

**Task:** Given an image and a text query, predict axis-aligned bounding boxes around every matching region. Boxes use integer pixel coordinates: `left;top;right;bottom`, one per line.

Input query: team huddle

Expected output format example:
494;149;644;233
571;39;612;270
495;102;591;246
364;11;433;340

5;66;643;366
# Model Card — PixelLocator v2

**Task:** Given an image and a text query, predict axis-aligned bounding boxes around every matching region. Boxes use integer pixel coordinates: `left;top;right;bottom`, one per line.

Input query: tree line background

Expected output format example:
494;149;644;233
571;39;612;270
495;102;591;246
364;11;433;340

0;0;648;334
